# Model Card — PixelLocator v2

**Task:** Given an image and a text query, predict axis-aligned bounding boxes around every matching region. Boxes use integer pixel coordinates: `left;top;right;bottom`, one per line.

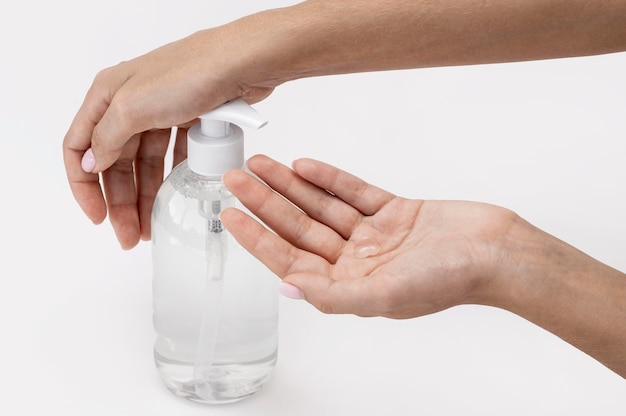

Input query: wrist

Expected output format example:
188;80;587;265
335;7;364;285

472;213;567;311
475;212;626;375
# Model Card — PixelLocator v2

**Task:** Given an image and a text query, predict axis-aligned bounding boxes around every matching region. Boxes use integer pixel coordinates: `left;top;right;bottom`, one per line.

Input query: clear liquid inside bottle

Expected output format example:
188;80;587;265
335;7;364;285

151;161;278;404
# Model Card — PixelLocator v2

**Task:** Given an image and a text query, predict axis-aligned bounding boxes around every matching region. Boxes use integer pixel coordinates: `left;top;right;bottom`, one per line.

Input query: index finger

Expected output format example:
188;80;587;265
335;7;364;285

246;154;364;240
223;168;347;263
219;207;330;279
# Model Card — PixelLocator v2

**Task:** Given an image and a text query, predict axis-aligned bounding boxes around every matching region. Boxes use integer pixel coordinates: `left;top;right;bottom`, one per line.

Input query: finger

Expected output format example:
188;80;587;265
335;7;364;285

101;135;142;249
246;154;363;239
63;146;107;224
283;271;396;317
172;126;188;168
135;129;171;241
292;158;395;216
63;74;121;223
65;65;135;175
89;89;143;174
223;168;347;263
220;207;329;278
241;86;275;105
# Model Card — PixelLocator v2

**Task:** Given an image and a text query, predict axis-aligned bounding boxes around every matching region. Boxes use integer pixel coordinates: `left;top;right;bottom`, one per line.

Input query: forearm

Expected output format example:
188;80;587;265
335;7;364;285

230;0;626;85
485;217;626;377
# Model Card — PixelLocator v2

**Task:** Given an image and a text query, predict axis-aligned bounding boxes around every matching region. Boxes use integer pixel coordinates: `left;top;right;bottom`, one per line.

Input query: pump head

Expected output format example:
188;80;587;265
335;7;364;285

187;99;268;176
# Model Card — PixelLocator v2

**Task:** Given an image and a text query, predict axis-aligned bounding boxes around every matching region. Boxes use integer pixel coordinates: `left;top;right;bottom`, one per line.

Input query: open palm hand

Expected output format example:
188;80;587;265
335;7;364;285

222;155;517;318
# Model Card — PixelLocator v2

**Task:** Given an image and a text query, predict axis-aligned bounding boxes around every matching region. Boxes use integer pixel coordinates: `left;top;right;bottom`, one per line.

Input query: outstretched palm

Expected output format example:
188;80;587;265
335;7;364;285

222;155;516;318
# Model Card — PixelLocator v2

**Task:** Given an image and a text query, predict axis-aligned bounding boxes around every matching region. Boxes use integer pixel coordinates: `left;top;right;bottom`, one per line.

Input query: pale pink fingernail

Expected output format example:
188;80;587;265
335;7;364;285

81;148;96;172
279;282;304;300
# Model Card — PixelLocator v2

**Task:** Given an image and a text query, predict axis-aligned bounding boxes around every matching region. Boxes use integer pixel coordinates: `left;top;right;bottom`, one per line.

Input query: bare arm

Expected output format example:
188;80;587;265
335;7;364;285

253;0;626;82
63;0;626;248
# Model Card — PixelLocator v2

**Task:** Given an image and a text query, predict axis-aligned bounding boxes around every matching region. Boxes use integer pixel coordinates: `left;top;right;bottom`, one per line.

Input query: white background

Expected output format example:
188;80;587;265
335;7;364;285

1;0;624;414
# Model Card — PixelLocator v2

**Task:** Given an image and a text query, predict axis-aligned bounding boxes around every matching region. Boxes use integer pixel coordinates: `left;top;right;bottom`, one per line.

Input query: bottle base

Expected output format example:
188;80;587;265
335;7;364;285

155;351;277;404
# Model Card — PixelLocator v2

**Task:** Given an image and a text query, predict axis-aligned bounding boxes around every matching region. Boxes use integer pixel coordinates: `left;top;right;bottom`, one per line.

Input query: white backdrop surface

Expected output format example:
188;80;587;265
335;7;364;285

0;1;624;415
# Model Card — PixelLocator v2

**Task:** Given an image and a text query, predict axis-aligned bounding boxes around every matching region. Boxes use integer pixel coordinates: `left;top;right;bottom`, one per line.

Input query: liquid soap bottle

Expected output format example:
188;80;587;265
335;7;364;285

151;99;279;404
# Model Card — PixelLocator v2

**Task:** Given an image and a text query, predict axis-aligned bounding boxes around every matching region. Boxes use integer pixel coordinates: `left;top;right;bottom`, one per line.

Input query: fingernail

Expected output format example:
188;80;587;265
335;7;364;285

279;281;304;300
81;148;96;172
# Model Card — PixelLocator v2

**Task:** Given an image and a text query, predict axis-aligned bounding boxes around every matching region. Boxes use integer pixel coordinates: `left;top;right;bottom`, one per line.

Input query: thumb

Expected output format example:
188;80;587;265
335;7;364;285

283;273;384;317
81;104;136;173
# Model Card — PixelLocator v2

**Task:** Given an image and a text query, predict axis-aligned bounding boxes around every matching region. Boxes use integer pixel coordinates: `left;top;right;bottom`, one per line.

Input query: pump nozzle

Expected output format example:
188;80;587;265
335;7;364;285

187;99;268;176
200;99;268;137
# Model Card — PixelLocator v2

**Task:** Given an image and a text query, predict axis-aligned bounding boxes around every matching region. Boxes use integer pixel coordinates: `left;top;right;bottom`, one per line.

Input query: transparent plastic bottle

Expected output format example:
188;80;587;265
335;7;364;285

151;100;278;404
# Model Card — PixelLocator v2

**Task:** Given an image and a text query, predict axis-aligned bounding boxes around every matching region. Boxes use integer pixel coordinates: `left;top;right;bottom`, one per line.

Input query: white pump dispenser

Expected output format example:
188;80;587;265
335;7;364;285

151;100;278;405
188;99;267;176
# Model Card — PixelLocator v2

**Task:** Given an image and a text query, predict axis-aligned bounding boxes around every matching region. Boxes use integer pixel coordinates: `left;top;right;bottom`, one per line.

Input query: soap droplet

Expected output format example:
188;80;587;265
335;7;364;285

355;244;380;259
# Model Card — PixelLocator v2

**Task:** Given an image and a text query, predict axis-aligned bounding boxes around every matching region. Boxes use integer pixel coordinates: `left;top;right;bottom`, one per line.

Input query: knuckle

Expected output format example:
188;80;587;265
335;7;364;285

136;149;165;170
92;64;122;92
293;213;313;244
109;92;137;123
92;67;112;86
313;191;335;218
107;158;135;176
283;250;299;276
